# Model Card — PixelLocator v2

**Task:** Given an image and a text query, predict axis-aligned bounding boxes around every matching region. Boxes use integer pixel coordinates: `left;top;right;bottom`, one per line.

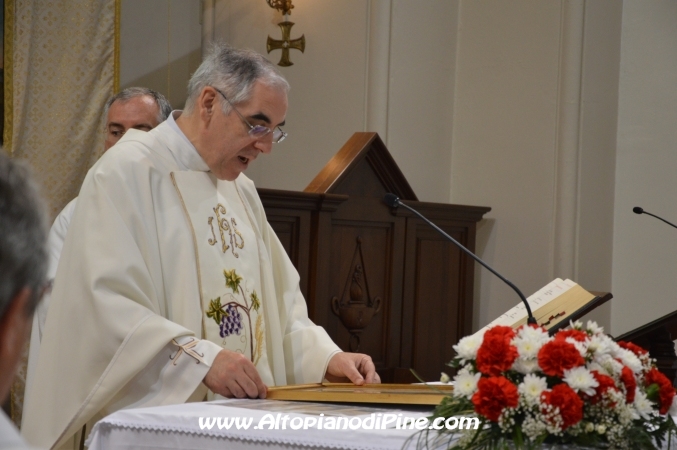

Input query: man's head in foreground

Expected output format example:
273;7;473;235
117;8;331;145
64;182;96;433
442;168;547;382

104;87;172;150
0;152;48;403
179;44;289;181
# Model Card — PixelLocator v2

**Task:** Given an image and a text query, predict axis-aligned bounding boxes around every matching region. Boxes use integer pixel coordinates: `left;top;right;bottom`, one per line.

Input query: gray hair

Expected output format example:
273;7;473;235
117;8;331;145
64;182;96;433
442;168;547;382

104;87;172;124
0;151;49;319
184;43;289;115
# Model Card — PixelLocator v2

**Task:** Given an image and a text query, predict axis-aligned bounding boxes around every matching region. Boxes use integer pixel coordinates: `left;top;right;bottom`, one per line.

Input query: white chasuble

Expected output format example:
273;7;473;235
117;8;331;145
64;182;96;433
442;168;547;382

21;116;341;450
172;172;274;386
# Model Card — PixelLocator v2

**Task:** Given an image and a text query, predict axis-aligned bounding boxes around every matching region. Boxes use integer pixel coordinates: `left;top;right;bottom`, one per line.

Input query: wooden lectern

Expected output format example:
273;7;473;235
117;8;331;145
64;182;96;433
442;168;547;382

258;133;490;382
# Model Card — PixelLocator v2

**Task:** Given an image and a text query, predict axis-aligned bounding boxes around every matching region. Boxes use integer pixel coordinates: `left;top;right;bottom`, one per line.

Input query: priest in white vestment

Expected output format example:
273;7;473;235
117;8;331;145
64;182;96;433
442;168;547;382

22;45;379;449
28;87;171;344
22;88;173;438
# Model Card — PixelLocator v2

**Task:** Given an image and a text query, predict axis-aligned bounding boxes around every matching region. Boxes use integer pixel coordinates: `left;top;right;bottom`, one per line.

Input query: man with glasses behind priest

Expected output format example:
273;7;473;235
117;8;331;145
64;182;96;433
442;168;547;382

22;44;379;450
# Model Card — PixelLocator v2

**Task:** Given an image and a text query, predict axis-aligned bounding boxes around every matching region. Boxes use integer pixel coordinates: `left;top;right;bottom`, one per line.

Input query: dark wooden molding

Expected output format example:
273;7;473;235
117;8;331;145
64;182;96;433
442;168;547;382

305;132;417;201
259;189;348;211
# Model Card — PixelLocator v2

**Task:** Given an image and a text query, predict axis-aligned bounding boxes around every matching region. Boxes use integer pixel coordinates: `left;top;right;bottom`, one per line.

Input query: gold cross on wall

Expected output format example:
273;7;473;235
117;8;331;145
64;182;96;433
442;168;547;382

267;21;305;67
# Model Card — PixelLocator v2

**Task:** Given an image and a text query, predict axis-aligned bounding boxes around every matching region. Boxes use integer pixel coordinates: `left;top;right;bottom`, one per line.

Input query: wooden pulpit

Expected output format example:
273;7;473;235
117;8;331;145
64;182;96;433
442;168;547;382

258;133;490;382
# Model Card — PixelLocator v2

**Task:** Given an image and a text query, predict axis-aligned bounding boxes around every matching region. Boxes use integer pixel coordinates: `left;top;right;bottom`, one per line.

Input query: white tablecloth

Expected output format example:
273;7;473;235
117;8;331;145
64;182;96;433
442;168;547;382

86;399;677;450
86;399;434;450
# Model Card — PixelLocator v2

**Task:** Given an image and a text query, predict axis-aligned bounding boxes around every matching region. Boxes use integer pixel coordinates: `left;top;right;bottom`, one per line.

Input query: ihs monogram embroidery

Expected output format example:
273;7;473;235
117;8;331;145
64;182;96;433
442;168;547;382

207;203;244;257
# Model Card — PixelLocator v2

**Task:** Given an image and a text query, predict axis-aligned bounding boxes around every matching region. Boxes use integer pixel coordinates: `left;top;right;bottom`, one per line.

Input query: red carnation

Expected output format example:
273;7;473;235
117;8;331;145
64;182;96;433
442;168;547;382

555;329;588;343
620;366;636;403
475;326;518;376
617;341;648;357
471;376;519;422
645;368;675;414
588;370;618;404
537;340;585;377
541;383;584;429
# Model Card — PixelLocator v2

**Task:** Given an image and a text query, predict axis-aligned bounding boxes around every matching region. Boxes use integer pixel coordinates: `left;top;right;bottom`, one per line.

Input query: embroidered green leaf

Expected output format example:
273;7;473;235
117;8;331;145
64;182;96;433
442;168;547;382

223;269;242;292
251;290;261;312
206;297;227;325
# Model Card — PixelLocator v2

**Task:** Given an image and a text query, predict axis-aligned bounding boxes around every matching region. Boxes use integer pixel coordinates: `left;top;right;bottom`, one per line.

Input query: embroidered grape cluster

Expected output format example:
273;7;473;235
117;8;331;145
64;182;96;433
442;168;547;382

219;304;243;338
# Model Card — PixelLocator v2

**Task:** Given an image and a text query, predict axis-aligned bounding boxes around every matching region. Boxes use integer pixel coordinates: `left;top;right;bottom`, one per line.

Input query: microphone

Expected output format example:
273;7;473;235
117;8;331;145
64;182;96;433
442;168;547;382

633;206;677;230
383;193;538;325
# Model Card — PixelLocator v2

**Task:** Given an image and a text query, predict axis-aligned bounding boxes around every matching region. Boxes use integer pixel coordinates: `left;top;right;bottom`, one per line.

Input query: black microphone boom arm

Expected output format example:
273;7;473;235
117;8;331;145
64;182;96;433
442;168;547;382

384;193;538;325
633;206;677;230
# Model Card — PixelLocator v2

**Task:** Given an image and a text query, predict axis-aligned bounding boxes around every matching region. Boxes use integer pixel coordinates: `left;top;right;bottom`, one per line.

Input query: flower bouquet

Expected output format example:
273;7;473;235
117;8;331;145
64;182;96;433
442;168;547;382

419;321;677;449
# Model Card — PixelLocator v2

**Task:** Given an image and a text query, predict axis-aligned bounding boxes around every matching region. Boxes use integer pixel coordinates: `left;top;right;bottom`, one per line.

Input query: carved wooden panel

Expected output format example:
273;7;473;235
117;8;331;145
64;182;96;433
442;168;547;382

405;224;470;383
327;229;387;357
312;199;405;371
260;132;490;384
259;190;315;299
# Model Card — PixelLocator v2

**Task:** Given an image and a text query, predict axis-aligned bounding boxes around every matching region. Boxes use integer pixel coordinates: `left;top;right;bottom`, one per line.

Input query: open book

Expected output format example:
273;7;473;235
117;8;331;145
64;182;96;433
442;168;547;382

478;279;607;334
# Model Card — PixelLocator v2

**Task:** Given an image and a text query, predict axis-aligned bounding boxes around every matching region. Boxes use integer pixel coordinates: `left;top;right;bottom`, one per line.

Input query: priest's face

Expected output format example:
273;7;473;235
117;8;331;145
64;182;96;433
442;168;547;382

105;95;162;151
201;81;288;181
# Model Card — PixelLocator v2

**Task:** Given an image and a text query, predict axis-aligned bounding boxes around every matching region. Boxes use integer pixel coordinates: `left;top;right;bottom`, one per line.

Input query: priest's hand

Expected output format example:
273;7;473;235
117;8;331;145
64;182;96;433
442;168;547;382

204;349;268;398
325;352;380;385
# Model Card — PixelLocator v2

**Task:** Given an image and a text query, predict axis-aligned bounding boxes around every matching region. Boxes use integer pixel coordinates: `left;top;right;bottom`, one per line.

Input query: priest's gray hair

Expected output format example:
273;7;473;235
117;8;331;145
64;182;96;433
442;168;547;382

104;87;172;124
184;43;289;115
0;151;49;320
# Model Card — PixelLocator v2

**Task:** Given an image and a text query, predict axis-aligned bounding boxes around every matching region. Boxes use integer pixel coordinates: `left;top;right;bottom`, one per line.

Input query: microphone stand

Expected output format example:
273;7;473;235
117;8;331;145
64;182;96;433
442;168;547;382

384;193;537;326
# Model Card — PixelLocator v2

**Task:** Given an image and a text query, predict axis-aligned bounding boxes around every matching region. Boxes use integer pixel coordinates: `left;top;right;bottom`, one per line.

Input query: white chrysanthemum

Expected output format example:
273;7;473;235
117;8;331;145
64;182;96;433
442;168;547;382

513;358;540;374
453;370;481;399
615;348;643;374
513;338;541;359
519;374;548;404
513;326;550;359
563;366;599;396
440;372;450;383
570;320;583;330
517;325;551;343
586;320;604;335
593;353;623;376
453;331;485;362
586;334;614;358
632;389;654;421
605;339;622;354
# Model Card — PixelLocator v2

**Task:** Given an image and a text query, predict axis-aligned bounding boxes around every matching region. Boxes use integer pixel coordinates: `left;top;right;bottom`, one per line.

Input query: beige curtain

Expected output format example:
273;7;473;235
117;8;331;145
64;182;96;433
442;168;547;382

5;0;117;427
5;0;117;217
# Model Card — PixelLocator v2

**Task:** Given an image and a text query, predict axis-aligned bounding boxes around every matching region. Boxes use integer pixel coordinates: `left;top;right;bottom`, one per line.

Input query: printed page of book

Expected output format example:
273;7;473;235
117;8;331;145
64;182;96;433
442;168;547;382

533;284;596;330
475;279;576;335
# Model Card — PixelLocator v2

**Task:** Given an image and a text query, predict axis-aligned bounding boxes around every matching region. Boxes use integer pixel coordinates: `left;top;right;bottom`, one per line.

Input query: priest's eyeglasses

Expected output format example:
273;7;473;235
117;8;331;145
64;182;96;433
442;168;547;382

212;87;287;144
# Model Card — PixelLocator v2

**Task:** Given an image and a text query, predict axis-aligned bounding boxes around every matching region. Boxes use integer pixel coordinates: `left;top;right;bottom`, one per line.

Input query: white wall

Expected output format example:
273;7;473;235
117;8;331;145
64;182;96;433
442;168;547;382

119;0;677;338
450;0;621;331
119;0;202;109
449;1;563;328
612;0;677;335
574;0;623;331
207;0;457;203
